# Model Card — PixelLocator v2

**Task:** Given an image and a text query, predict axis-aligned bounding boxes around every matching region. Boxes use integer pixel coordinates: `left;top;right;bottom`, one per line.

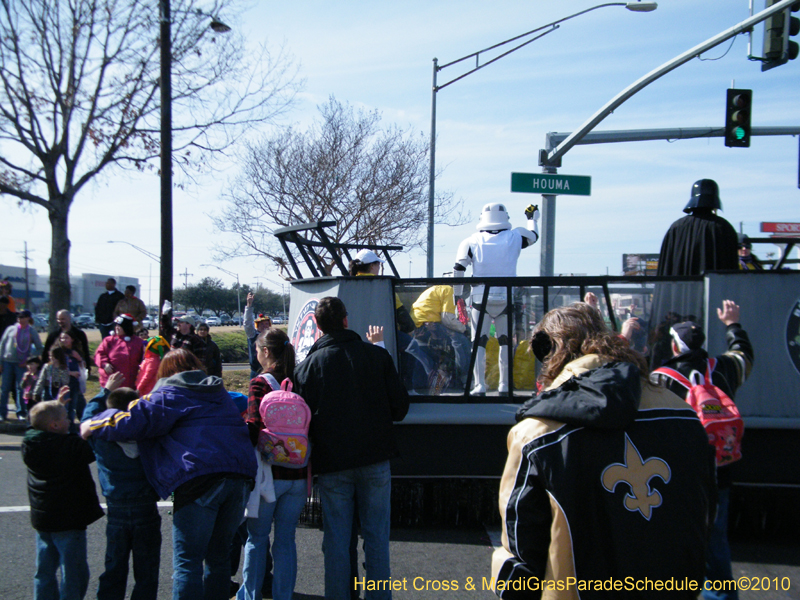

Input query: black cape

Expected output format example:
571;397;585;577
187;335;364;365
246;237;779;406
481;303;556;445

656;211;738;276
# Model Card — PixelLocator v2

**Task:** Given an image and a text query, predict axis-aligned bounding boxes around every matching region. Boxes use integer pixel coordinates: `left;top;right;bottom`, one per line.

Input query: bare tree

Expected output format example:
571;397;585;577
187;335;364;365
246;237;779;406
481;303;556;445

213;96;466;277
0;0;302;319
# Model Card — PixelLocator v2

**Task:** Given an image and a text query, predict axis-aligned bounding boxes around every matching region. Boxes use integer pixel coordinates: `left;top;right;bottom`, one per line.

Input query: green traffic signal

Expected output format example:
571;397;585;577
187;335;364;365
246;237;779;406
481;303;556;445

724;89;752;148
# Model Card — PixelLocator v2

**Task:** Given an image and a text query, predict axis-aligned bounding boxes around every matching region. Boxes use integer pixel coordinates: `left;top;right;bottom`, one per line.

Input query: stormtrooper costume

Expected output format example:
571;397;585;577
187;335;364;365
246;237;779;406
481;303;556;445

453;203;539;395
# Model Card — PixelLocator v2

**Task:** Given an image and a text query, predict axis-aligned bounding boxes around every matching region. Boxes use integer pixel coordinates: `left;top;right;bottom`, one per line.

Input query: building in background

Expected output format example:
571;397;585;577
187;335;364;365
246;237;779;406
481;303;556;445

1;264;138;313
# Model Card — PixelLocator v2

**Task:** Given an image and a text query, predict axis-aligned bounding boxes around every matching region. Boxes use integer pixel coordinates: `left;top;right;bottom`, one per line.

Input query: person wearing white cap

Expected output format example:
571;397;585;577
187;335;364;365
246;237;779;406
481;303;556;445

453;202;539;395
349;249;416;334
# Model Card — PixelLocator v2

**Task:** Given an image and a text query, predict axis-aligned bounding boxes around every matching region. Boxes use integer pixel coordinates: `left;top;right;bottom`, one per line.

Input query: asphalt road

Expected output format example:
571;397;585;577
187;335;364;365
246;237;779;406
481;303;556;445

2;431;799;600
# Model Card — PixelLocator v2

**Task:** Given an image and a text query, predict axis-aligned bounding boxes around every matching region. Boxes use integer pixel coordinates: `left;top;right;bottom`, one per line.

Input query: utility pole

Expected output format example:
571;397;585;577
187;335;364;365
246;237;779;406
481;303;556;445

181;268;193;288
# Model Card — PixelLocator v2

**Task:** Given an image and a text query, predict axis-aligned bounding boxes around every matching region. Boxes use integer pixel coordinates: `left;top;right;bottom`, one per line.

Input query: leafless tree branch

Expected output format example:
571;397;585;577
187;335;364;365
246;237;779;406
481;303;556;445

213;96;467;276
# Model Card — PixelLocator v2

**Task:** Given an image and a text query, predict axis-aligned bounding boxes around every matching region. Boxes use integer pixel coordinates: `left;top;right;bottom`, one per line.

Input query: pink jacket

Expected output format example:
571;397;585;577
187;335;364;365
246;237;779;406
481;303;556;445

135;351;162;396
94;334;145;388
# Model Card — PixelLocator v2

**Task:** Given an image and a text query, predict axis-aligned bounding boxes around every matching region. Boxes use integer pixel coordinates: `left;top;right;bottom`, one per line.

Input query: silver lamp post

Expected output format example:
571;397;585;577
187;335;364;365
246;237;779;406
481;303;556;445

427;1;657;277
201;264;241;322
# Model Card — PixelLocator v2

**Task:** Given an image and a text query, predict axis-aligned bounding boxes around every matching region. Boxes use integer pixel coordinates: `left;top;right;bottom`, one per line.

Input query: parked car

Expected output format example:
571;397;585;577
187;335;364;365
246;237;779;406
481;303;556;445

230;316;243;326
141;315;158;329
74;314;95;329
32;315;47;333
205;316;221;327
219;314;232;326
272;316;284;325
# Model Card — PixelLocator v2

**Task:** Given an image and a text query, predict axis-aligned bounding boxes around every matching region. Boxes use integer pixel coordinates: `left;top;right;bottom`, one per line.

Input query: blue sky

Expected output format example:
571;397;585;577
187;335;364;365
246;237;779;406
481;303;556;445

3;0;798;302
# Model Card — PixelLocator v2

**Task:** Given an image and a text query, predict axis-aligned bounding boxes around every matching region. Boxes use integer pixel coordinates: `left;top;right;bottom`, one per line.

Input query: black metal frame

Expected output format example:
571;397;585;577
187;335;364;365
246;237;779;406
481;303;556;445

273;222;404;279
396;274;704;402
744;237;799;269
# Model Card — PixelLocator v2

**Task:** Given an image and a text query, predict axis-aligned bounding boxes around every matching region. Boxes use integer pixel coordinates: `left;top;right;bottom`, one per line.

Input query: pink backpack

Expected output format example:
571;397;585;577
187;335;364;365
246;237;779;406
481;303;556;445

653;359;743;466
257;375;311;468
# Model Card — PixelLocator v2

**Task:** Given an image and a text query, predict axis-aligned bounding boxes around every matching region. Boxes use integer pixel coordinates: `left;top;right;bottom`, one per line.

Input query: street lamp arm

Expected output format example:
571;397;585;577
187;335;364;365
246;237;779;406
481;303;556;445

426;0;655;276
160;7;231;31
436;2;631;90
200;263;238;280
107;240;161;263
438;27;559;91
544;0;794;166
200;264;241;318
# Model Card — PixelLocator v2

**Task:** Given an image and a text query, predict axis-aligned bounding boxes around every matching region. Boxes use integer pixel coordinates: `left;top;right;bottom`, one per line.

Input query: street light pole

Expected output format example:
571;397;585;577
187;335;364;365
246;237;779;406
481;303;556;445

159;0;173;334
427;1;657;276
427;58;438;278
108;240;160;315
158;3;230;331
201;264;241;321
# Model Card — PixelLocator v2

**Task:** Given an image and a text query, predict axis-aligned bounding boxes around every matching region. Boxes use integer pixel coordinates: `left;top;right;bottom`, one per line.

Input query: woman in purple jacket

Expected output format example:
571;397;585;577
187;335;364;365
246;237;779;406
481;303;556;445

81;349;257;600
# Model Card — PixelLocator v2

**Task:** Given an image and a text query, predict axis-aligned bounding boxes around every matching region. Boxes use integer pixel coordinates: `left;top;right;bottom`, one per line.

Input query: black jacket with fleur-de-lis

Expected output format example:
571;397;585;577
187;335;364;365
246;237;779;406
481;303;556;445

491;355;716;600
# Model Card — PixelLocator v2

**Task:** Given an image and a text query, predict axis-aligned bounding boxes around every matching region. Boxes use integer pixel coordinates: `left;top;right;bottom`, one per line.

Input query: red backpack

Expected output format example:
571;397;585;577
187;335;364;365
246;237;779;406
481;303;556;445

256;375;311;468
653;359;743;466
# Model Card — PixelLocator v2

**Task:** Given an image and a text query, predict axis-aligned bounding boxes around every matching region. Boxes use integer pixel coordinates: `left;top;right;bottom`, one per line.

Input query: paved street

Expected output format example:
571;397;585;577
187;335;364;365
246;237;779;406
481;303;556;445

2;429;799;599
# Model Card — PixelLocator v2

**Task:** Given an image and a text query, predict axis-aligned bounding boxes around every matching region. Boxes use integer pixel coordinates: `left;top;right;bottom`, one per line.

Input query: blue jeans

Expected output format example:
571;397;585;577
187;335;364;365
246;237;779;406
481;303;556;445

172;477;250;600
238;478;307;600
98;324;113;339
318;461;392;600
702;487;738;600
98;503;162;600
34;529;89;600
1;360;26;418
65;378;86;424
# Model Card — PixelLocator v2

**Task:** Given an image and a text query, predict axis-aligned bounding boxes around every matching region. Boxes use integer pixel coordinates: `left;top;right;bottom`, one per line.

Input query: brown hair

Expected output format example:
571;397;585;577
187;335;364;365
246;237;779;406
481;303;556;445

315;296;347;333
30;400;66;431
107;387;140;410
156;349;206;380
256;327;295;382
348;259;372;276
48;345;67;368
57;330;84;360
534;302;649;387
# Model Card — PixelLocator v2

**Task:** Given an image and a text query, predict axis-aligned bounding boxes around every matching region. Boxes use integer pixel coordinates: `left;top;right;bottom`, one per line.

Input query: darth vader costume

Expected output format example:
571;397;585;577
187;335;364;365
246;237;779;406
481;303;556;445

656;179;738;276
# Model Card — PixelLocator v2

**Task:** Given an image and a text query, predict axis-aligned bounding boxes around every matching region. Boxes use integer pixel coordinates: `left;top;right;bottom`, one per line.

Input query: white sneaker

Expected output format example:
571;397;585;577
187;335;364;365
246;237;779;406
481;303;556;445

497;384;509;393
470;383;486;396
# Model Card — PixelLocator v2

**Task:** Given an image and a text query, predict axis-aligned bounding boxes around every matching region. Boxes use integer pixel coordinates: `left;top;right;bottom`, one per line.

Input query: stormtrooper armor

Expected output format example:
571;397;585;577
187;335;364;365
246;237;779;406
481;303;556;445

453;202;539;395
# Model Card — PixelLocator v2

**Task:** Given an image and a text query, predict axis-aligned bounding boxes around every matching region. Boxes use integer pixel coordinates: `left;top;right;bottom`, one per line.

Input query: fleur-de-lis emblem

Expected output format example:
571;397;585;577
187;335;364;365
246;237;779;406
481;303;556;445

601;434;671;521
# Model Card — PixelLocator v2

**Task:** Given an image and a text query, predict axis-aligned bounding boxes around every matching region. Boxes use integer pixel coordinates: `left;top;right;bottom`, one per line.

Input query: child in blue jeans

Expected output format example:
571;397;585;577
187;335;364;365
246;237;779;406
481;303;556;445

22;393;104;600
82;372;161;600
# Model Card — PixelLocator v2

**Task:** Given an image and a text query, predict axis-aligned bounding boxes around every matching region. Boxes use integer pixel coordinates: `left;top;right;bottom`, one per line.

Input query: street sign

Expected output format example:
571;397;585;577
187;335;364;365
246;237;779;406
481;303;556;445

761;222;800;235
510;172;591;196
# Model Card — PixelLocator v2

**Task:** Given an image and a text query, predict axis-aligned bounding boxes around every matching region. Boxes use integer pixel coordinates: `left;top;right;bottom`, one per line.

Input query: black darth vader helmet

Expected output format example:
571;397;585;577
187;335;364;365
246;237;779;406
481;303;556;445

684;179;722;214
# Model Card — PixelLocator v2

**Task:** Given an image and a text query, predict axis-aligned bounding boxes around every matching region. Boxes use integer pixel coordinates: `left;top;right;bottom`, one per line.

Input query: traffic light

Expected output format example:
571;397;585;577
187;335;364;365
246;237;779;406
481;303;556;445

762;0;800;72
724;89;752;148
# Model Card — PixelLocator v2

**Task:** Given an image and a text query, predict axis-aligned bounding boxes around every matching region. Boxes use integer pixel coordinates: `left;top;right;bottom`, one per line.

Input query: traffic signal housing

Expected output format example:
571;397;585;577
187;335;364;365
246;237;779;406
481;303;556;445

762;0;800;72
724;89;752;148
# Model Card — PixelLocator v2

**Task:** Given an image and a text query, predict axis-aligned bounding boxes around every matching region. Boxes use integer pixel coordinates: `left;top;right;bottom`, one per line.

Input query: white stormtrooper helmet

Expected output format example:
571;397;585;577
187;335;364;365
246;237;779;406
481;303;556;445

476;203;511;231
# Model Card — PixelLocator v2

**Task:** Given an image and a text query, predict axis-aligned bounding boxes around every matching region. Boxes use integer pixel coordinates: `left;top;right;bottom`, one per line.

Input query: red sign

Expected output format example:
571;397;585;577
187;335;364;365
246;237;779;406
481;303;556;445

761;222;800;234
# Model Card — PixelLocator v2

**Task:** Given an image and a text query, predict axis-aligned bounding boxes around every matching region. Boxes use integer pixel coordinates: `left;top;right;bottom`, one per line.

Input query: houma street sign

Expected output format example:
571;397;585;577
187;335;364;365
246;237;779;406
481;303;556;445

511;172;591;196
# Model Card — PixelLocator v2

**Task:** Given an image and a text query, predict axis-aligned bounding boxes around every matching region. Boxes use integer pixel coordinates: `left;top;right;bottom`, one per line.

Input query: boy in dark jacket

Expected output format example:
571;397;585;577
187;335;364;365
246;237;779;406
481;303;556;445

82;372;161;600
651;299;753;600
22;395;104;600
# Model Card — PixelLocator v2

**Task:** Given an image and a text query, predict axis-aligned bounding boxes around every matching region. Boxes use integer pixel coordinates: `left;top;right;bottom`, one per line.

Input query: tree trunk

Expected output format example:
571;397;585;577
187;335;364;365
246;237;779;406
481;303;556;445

47;198;72;325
